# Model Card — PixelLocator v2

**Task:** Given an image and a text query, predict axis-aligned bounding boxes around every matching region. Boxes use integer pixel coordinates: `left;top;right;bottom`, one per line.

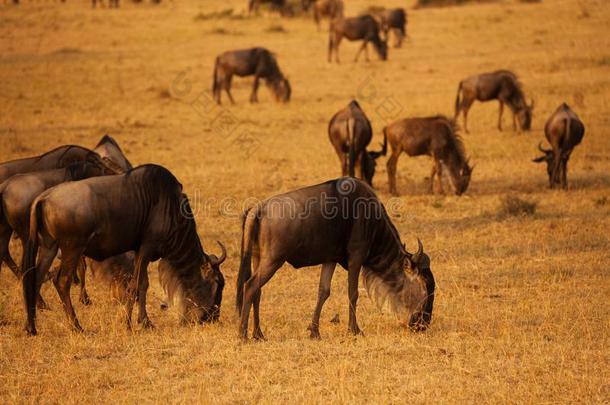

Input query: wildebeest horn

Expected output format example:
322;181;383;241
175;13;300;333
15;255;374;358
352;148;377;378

211;241;227;265
411;239;424;265
538;142;551;154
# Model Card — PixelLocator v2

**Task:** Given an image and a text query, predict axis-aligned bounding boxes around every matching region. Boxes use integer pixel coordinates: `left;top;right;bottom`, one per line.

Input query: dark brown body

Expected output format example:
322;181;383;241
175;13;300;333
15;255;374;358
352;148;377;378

313;0;344;29
385;115;472;196
455;70;534;133
236;177;435;341
22;165;225;335
212;47;291;105
379;8;407;48
328;100;384;185
328;15;388;63
533;103;585;189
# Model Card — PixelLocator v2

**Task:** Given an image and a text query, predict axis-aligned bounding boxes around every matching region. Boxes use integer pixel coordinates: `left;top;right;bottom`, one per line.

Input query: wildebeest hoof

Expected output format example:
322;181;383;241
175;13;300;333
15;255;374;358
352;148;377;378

330;314;340;324
159;301;169;311
252;328;266;341
349;327;364;336
80;297;91;306
139;318;154;329
36;300;50;311
307;324;321;339
25;325;37;336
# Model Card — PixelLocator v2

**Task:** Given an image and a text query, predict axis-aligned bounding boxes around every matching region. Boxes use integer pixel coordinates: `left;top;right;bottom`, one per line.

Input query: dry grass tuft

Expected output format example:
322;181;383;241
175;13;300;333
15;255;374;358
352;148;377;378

266;24;288;33
498;195;537;217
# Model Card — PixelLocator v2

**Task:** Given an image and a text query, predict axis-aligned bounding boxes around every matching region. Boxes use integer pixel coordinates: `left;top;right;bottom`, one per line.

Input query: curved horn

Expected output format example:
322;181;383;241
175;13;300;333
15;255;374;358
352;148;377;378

538;142;551;153
212;241;227;265
411;239;424;265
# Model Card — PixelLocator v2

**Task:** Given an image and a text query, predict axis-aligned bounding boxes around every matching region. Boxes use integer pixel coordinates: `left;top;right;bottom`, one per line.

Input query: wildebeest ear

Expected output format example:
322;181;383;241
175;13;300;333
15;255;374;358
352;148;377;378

532;156;546;163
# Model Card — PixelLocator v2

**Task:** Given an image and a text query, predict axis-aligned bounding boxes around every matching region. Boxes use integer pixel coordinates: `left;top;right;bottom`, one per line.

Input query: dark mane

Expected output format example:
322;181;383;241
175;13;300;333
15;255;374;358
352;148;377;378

33;145;92;166
430;115;466;164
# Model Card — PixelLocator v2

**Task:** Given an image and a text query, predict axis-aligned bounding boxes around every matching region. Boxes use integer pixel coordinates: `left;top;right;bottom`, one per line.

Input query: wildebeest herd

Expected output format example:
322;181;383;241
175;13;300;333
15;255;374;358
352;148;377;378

1;0;586;341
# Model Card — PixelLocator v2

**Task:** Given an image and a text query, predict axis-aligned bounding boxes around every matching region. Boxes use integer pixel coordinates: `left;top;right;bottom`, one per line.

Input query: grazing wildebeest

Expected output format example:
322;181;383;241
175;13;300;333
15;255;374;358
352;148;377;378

385;115;472;196
533;103;585;189
378;8;407;48
236;177;435;341
454;70;534;133
0;145;105;276
212;48;291;105
158;241;226;323
248;0;286;15
21;164;225;335
328;100;385;186
312;0;344;29
0;157;122;308
328;15;388;63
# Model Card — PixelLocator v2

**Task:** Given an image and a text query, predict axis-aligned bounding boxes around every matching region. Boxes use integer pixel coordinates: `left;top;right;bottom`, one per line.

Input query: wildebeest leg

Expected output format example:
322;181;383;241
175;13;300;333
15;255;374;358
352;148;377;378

387;148;401;196
462;101;473;134
0;226;20;278
436;162;445;194
429;163;437;194
355;152;364;180
77;257;90;305
250;76;260;103
551;153;562;189
512;112;519;133
131;252;152;329
53;247;84;332
347;258;363;336
308;262;336;339
561;153;570;189
354;41;368;62
239;258;282;341
497;101;504;131
224;76;236;105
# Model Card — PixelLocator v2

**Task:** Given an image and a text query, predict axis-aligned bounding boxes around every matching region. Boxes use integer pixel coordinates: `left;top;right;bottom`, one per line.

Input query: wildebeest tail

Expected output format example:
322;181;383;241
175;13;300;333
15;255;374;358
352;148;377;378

454;81;463;118
212;56;220;97
22;197;43;332
347;118;356;177
236;206;260;313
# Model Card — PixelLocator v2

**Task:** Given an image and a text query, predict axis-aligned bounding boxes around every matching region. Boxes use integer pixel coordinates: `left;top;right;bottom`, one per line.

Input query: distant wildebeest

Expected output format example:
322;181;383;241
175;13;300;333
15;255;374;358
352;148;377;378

0;157;122;309
377;8;407;48
384;115;473;196
159;241;226;323
236;177;435;341
248;0;286;15
0;145;107;276
22;164;225;335
328;15;388;63
533;103;585;189
454;70;534;133
212;47;291;105
328;100;385;186
312;0;344;29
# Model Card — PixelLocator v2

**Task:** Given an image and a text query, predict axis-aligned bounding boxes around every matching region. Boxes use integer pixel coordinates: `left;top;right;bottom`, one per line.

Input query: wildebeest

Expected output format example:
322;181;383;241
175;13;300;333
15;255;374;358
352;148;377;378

328;100;385;186
0;157;121;308
312;0;344;29
21;164;225;335
248;0;286;15
533;103;585;189
236;177;435;341
212;48;291;105
0;145;108;276
454;70;534;133
384;115;472;196
158;241;226;323
328;15;388;63
378;8;407;48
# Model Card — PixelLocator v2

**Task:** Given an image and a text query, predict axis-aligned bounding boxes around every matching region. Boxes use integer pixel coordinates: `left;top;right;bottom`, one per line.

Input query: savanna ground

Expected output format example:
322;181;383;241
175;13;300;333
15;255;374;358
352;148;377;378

1;0;609;402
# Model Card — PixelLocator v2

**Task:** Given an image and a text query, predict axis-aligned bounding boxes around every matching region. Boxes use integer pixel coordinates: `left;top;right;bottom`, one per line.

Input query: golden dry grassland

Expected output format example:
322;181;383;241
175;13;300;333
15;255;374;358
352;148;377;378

0;0;609;402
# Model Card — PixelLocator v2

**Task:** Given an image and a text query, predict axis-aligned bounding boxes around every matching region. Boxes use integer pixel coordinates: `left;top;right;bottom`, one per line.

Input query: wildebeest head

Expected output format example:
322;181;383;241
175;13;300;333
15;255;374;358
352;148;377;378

518;99;534;131
200;241;227;322
374;38;388;61
533;142;554;186
270;76;291;103
453;159;473;196
362;141;387;187
405;240;435;331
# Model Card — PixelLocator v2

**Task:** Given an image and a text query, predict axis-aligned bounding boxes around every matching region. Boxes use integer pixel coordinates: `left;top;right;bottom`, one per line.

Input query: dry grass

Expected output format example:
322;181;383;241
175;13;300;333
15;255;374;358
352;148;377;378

1;0;609;403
